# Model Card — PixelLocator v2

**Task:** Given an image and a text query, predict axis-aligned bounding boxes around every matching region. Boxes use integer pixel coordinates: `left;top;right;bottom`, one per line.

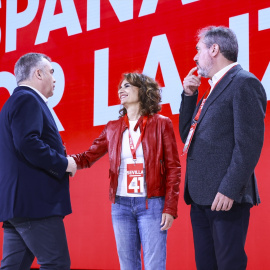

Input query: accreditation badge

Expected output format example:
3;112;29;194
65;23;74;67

126;163;144;194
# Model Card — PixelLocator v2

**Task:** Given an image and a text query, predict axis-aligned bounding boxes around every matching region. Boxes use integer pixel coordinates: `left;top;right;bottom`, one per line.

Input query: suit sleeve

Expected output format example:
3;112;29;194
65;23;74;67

71;125;108;169
162;118;181;218
179;91;198;143
218;76;267;201
10;94;68;179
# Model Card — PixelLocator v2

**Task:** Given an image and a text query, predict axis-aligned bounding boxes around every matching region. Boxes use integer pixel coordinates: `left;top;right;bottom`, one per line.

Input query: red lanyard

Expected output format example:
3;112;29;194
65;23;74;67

124;115;148;162
193;86;211;122
182;66;235;155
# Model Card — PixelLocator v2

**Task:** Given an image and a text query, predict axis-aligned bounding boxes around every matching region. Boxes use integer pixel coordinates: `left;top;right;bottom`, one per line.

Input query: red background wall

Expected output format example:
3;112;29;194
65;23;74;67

0;0;270;269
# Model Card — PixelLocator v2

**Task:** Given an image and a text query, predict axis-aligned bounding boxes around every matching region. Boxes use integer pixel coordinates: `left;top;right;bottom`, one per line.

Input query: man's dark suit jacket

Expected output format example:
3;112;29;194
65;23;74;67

179;65;267;206
0;86;71;221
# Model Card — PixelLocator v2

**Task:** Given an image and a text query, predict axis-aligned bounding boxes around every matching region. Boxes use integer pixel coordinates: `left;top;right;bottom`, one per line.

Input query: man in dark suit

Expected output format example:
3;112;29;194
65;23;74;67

179;26;267;270
0;53;77;269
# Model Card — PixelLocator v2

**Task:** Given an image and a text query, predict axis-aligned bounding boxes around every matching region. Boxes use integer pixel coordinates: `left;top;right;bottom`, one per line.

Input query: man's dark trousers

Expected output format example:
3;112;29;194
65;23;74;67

1;216;70;270
190;203;251;270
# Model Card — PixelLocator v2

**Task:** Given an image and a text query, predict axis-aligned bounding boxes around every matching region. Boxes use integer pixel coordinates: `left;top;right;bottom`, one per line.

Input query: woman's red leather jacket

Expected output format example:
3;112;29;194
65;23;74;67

72;114;181;218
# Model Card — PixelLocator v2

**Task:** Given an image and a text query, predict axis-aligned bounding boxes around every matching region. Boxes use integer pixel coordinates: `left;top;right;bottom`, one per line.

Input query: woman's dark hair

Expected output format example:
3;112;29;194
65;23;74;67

119;73;162;117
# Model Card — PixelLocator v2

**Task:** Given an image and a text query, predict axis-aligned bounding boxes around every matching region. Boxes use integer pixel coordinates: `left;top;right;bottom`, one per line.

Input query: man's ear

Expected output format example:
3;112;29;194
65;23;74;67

35;69;42;80
210;44;219;57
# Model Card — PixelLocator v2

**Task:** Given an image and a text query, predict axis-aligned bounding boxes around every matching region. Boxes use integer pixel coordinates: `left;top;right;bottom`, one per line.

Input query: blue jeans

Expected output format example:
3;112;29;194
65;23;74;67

111;196;167;270
1;216;70;270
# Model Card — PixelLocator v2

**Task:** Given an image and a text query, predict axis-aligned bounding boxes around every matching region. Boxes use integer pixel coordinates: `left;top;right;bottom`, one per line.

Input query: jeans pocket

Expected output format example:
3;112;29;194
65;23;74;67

158;197;165;208
111;201;121;215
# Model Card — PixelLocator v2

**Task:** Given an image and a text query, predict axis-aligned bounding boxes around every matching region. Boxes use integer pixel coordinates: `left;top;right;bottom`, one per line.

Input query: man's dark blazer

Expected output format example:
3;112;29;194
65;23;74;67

179;65;267;206
0;86;71;221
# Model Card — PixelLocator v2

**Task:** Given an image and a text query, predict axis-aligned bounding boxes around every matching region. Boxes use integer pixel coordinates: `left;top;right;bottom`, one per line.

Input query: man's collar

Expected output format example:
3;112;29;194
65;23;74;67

19;84;48;104
208;62;238;87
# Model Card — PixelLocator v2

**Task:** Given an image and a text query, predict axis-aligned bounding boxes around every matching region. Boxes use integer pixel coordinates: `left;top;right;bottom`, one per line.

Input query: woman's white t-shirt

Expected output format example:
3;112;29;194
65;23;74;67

116;120;146;197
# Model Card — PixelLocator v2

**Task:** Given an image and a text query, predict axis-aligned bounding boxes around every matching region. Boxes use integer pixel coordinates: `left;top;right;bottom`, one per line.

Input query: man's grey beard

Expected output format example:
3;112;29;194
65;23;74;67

196;58;214;78
197;68;209;78
197;64;213;78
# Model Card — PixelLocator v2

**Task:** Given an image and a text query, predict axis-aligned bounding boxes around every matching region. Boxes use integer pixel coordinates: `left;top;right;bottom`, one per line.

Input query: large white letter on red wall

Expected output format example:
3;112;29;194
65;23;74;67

87;0;133;31
93;48;120;126
35;0;82;45
259;7;270;100
143;34;183;114
0;72;17;95
6;0;39;52
229;14;249;71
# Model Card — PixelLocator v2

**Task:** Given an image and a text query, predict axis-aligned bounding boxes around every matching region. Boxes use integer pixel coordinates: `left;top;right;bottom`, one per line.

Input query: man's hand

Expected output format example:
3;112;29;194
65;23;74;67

183;67;201;96
160;213;174;231
66;157;77;177
211;192;234;211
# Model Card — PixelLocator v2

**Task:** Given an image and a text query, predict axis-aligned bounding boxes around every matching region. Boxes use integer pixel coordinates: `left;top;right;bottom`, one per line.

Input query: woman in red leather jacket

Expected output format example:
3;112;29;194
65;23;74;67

72;73;181;270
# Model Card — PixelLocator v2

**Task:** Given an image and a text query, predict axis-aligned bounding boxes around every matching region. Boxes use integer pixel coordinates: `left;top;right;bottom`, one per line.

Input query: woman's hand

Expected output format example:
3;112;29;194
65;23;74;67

160;213;174;231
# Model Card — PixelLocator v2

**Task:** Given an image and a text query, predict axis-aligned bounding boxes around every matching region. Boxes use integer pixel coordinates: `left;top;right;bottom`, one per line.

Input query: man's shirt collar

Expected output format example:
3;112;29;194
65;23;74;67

208;62;238;90
19;85;48;104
